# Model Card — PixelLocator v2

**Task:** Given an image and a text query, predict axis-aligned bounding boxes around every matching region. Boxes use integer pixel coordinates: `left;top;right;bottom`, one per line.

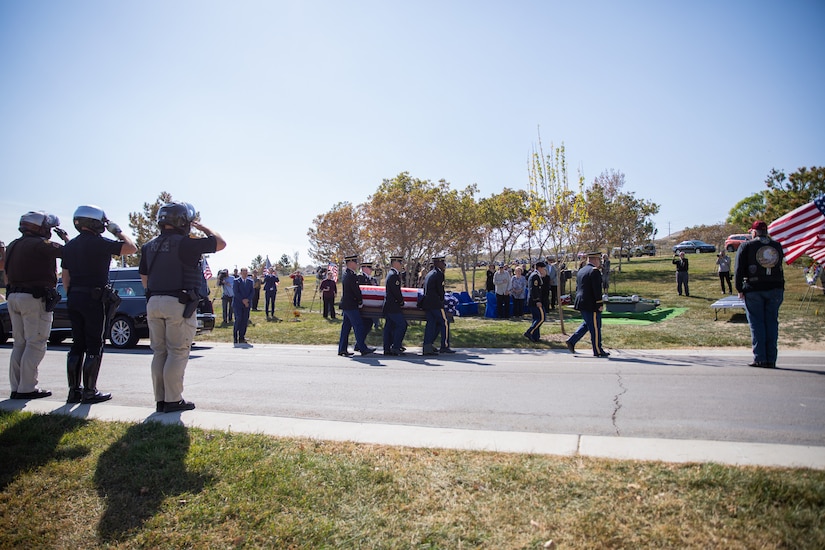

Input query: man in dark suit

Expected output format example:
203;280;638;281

337;255;374;356
524;261;546;342
420;255;446;355
382;255;407;355
566;252;609;357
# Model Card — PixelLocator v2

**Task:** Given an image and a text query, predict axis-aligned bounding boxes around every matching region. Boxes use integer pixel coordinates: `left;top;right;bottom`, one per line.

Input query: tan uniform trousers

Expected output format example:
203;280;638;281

147;295;197;403
7;292;52;393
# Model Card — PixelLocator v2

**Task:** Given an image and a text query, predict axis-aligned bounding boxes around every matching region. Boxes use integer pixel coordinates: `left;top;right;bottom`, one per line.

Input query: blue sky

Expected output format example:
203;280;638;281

2;0;823;271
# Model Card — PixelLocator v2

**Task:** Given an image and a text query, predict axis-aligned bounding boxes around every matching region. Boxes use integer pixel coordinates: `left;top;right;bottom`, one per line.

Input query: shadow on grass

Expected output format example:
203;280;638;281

94;421;212;543
0;410;90;490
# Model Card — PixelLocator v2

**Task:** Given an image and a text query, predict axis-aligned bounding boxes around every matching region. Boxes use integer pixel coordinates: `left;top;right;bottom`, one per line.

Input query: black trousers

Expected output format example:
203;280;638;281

68;292;107;357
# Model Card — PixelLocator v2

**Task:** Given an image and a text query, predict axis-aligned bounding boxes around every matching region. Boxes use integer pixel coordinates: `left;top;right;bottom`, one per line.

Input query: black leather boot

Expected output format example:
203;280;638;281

66;352;83;403
81;355;112;404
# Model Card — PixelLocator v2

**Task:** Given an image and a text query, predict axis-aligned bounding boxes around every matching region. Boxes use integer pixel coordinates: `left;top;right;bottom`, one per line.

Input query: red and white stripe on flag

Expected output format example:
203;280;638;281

202;257;213;279
328;262;339;282
768;194;825;264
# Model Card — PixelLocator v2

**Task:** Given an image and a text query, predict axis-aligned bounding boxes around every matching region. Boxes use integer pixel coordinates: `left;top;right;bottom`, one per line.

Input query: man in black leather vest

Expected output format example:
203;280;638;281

139;202;225;412
735;220;785;368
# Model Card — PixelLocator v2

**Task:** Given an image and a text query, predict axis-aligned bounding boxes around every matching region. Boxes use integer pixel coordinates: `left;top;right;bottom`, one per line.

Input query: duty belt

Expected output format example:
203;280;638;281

8;286;36;294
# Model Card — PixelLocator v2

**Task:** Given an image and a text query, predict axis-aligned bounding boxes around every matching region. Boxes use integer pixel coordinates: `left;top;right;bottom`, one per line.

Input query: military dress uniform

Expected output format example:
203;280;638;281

356;262;379;338
382;256;407;355
338;255;373;356
524;262;546;342
420;256;446;355
5;211;64;399
566;253;609;357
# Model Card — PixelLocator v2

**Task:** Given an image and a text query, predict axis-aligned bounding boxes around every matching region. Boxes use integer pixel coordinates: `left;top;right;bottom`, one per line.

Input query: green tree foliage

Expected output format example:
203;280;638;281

307;201;365;266
727;166;824;227
250;255;264;272
126;192;205;267
479;188;530;264
763;166;825;221
439;184;483;292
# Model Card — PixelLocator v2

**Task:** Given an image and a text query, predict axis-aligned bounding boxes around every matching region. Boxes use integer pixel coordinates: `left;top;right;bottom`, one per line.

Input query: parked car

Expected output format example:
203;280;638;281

0;267;215;348
724;234;750;252
612;246;632;258
633;244;657;256
672;240;717;254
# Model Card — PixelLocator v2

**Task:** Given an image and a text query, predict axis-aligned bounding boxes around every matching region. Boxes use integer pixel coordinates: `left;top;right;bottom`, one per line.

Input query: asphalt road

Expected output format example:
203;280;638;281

2;342;824;447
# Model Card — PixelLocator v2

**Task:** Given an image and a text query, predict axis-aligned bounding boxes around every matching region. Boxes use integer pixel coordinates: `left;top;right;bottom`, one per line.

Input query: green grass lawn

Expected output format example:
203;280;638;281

1;412;823;549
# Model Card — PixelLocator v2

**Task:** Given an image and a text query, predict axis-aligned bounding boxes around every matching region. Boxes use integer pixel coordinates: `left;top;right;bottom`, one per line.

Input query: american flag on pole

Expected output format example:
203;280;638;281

265;256;272;270
768;194;825;264
202;257;213;279
328;262;338;282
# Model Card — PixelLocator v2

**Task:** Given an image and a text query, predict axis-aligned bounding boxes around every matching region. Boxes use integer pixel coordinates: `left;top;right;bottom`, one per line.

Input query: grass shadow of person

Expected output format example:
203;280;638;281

94;421;212;543
0;410;90;490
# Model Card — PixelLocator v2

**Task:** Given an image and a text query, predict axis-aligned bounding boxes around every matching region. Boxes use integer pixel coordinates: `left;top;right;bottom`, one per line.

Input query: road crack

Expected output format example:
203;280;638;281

612;370;627;436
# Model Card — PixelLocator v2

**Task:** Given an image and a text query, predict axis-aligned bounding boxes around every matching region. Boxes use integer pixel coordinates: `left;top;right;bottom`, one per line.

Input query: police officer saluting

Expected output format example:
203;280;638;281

6;211;68;399
62;205;137;404
139;202;225;412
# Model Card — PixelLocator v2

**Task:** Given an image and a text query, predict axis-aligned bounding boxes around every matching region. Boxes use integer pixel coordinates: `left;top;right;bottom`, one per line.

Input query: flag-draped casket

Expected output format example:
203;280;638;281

357;285;427;320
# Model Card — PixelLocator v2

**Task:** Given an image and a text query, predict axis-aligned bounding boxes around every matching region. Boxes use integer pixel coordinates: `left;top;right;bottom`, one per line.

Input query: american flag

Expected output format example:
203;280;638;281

328;262;338;282
265;255;272;270
202;257;213;279
768;194;825;264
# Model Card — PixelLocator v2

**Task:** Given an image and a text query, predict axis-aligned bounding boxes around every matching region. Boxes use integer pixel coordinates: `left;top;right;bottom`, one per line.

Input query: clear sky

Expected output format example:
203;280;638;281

2;0;823;271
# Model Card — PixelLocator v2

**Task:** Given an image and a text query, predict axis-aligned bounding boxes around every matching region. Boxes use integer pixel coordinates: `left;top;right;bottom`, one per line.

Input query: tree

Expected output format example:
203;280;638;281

479;188;531;264
763;166;825;221
360;172;447;269
727;193;767;230
250;255;265;272
278;254;291;271
307;201;366;266
439;184;483;292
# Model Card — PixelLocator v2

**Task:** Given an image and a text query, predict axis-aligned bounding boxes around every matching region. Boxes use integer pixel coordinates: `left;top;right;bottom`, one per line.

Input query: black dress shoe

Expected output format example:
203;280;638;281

384;349;399;356
438;347;456;354
163;399;195;413
566;341;576;353
9;392;18;399
156;401;164;413
748;361;766;368
66;390;82;404
12;389;52;399
359;347;376;356
598;349;611;356
338;351;354;357
594;352;610;358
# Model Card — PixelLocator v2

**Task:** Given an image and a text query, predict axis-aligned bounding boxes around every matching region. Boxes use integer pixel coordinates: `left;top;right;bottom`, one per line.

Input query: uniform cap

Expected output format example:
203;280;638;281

360;261;373;268
432;255;446;262
535;261;547;268
344;254;358;263
390;255;403;262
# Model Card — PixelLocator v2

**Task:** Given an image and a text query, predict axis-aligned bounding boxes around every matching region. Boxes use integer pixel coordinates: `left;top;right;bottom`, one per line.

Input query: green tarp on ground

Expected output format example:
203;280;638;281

563;307;687;325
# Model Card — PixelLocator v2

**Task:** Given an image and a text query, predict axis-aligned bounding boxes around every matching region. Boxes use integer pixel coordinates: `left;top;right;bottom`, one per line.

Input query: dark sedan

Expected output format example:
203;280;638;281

0;267;215;348
672;240;717;254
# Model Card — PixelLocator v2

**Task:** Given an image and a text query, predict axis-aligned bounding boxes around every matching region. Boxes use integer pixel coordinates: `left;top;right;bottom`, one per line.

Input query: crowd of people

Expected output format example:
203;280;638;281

2;209;792;411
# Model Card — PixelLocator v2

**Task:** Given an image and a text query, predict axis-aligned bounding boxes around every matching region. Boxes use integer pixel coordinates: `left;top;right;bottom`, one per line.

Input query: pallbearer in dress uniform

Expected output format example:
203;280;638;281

382;255;408;355
356;260;378;338
420;255;447;355
337;255;374;356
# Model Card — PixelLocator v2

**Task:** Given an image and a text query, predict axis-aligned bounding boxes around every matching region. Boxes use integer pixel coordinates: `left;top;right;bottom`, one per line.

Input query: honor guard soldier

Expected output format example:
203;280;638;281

139;202;226;412
337;254;374;356
735;220;785;368
524;261;546;342
566;252;610;357
357;260;379;338
6;211;68;399
62;205;137;403
420;255;447;355
382;255;408;355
